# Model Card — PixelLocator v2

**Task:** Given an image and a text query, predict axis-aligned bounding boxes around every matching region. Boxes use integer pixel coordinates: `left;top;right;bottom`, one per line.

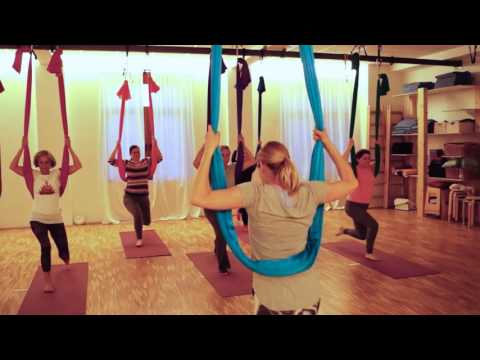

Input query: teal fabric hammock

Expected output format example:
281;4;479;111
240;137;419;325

208;45;326;277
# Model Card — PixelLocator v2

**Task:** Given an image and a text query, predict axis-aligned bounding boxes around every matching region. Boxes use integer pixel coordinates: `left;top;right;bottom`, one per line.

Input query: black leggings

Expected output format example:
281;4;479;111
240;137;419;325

123;193;151;240
344;201;379;254
30;221;69;273
204;209;231;272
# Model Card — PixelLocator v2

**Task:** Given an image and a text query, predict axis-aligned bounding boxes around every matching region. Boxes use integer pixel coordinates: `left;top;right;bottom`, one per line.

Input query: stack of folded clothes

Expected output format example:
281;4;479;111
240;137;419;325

392;118;417;135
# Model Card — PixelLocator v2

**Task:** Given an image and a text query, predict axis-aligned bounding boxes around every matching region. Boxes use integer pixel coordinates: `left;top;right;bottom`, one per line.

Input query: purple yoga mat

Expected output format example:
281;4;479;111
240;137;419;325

187;252;252;297
120;230;171;259
323;240;440;279
18;263;89;315
235;225;249;243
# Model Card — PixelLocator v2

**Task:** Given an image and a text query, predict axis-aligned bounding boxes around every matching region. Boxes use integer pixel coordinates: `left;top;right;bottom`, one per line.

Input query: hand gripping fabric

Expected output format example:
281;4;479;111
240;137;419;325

208;45;325;277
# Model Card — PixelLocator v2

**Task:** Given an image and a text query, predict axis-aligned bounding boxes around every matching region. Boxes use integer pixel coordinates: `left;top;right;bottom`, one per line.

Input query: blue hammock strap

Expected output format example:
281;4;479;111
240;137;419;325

208;45;325;277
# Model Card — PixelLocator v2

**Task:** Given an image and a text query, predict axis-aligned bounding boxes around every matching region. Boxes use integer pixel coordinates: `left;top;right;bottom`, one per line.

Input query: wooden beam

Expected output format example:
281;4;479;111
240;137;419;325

384;105;392;209
0;45;463;67
416;88;428;218
391;46;467;71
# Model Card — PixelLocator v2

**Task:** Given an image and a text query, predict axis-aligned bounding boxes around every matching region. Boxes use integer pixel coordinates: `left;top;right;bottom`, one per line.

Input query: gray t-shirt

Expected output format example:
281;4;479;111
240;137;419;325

238;181;327;311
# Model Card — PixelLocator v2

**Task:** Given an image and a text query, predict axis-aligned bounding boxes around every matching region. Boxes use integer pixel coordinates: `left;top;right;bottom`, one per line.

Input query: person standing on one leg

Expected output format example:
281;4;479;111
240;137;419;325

337;139;379;260
108;140;163;247
193;136;256;275
10;136;82;293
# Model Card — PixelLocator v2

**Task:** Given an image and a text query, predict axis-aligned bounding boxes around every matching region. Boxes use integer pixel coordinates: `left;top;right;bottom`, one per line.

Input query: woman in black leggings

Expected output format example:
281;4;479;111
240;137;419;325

10;136;82;292
337;139;379;260
193;135;256;274
108;141;163;247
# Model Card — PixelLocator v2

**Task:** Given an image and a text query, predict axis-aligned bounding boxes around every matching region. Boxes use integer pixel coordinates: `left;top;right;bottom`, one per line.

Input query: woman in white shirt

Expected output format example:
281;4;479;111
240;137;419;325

10;136;82;293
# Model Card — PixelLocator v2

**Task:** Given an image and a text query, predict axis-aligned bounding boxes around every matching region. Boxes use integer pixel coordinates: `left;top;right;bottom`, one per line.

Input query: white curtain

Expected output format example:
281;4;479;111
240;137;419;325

62;51;230;223
250;58;368;209
252;58;368;181
101;72;196;221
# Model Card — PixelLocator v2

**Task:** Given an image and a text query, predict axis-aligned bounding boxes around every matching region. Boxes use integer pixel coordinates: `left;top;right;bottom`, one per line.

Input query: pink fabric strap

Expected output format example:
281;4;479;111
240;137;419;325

115;80;131;181
13;49;35;197
47;49;70;196
142;72;160;178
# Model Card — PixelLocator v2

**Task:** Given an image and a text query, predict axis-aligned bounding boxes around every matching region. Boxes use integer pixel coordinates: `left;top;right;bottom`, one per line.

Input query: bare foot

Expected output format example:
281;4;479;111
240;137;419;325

220;269;231;276
43;273;55;293
365;253;379;261
136;239;143;247
44;283;55;293
335;227;345;236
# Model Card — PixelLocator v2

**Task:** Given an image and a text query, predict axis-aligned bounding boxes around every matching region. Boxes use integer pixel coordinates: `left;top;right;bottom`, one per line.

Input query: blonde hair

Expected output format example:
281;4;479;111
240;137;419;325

33;150;56;168
257;141;300;195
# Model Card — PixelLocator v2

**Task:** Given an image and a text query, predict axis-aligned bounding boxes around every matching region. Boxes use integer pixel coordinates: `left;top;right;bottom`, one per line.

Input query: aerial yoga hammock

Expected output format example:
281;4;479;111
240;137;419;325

233;57;252;184
348;52;361;174
113;79;132;181
373;48;390;177
143;71;161;179
232;58;266;225
256;76;266;156
12;47;72;197
208;45;325;277
348;49;389;177
113;72;160;180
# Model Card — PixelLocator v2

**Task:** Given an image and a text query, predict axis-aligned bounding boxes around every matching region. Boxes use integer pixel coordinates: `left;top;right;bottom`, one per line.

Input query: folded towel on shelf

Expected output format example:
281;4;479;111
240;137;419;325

392;118;418;135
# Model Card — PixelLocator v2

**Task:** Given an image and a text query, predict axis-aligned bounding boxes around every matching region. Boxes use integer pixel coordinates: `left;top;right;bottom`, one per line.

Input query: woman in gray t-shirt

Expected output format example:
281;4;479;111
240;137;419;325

192;126;358;314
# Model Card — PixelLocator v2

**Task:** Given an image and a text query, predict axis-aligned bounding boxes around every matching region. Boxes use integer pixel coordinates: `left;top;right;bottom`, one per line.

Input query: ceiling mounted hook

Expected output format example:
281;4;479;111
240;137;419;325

377;45;383;69
260;46;266;61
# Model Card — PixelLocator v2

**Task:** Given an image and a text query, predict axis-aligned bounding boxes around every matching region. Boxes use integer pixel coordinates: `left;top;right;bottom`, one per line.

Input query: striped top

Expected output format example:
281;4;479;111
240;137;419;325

109;158;151;195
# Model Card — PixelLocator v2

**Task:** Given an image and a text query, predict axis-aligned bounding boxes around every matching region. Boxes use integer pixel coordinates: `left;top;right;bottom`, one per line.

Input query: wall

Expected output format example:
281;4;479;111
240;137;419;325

1;50;232;229
1;50;370;229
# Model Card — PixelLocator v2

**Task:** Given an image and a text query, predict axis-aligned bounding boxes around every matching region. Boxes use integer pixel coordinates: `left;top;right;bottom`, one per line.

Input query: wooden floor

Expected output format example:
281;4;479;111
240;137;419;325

1;209;479;315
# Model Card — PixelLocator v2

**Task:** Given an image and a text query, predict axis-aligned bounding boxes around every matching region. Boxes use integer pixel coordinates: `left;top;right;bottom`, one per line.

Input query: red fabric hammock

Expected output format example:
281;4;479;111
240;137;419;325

142;71;160;178
13;47;71;197
114;72;159;181
46;48;71;195
13;47;35;197
115;80;131;181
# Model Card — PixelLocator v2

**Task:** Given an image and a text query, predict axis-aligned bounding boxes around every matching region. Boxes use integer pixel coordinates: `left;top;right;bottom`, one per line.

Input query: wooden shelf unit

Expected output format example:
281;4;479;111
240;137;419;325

385;84;480;219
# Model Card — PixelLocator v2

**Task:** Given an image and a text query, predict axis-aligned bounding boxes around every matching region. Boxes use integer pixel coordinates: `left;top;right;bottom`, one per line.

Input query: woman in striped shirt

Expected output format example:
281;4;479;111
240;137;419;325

108;141;163;247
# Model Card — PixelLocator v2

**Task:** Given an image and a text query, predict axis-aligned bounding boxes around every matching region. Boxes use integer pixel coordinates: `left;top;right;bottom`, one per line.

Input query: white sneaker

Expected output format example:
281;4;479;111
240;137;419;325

136;240;143;247
335;227;345;236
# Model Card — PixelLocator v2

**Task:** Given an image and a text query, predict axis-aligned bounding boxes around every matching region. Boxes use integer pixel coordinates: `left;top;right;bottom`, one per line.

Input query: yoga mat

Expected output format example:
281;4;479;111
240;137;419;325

187;252;252;297
323;240;440;279
119;230;171;259
18;263;89;315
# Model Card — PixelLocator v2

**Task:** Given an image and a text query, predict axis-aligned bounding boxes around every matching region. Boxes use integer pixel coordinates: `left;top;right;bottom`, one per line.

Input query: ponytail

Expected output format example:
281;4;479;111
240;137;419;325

278;158;300;195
